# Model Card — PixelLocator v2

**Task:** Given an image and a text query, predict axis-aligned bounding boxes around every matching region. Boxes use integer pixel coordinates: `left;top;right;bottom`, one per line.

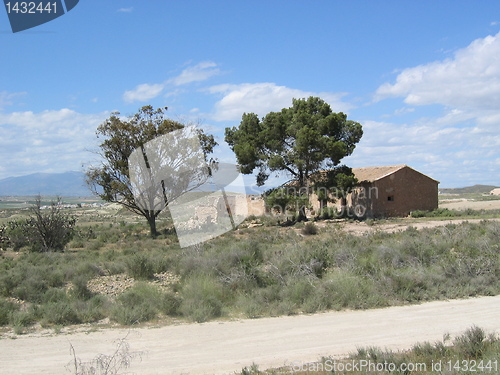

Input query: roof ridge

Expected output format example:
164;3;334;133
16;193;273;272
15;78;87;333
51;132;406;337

352;164;407;182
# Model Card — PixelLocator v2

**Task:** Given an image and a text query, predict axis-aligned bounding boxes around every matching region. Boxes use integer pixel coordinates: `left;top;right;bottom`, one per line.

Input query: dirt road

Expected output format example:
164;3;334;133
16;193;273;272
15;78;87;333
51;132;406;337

1;295;499;375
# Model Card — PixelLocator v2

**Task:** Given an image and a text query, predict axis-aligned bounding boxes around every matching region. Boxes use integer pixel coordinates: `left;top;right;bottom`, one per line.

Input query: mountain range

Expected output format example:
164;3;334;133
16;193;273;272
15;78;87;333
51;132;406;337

0;171;92;197
439;184;499;195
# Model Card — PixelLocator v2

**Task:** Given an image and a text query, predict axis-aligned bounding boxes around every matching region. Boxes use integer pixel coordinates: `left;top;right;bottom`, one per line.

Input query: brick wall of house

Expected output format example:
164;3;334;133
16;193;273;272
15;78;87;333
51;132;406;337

244;166;439;220
354;166;438;218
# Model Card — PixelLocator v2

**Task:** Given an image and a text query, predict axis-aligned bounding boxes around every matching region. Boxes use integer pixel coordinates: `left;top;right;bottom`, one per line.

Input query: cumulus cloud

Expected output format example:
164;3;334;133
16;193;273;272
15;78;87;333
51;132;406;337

208;82;351;121
123;83;165;103
0;109;108;179
369;31;500;186
343;118;499;187
375;31;500;111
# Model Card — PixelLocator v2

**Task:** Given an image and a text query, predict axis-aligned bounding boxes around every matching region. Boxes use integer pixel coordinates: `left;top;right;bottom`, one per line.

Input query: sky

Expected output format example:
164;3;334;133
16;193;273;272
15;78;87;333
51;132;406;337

1;1;500;189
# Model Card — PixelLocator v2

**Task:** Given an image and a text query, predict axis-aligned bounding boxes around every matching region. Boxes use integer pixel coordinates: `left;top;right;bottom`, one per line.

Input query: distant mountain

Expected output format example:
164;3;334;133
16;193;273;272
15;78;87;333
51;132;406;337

0;171;93;197
440;184;499;195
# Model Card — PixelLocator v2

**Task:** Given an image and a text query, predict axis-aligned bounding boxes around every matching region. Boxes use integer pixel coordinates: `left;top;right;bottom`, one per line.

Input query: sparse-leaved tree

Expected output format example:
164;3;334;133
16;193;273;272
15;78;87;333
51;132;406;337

86;106;217;237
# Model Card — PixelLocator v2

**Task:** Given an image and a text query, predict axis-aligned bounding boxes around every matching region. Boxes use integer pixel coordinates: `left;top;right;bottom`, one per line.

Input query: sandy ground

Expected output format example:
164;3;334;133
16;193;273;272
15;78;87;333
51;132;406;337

440;198;500;211
0;295;499;375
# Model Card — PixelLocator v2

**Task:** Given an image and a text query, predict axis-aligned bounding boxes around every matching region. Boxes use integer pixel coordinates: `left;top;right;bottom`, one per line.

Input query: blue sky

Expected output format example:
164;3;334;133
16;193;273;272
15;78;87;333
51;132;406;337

1;1;499;189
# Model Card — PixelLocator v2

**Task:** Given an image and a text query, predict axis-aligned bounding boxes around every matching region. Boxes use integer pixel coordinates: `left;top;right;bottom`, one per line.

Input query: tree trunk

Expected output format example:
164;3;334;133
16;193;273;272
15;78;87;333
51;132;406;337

340;196;347;218
297;205;307;222
146;211;158;238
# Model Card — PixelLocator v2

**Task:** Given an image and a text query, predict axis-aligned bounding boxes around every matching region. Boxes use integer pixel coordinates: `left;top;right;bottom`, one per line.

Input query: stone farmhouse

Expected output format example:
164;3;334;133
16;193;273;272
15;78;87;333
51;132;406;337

319;165;439;218
204;165;440;221
294;164;439;219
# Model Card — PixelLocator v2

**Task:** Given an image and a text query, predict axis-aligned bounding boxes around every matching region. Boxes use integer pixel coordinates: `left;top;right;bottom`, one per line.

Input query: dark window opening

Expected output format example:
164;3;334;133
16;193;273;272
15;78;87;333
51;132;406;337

387;195;394;202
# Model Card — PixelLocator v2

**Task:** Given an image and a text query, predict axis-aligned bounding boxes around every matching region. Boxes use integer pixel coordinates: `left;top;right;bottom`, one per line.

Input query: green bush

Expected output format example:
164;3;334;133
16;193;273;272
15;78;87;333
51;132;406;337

453;326;488;358
40;301;81;326
316;206;340;220
410;210;427;218
5;198;76;252
111;283;161;325
72;295;108;323
70;275;94;300
125;253;156;280
180;274;225;322
10;309;38;334
0;298;19;326
314;270;383;310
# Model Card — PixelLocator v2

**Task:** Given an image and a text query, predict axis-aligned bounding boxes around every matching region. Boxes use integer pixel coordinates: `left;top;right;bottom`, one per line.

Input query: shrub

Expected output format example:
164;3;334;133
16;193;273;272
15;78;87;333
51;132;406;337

40;301;81;326
454;326;487;358
180;274;225;322
111;283;160;325
10;309;38;334
125;253;155;280
0;298;19;326
301;222;318;235
5;197;76;252
70;275;94;300
73;295;108;323
410;210;427;218
315;270;383;310
316;206;340;220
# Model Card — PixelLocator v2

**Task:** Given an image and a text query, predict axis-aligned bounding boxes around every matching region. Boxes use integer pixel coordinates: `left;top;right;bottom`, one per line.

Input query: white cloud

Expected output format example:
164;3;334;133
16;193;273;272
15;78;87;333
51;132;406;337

117;7;133;13
369;31;500;186
122;61;221;103
208;82;351;121
343;118;499;187
0;91;26;110
123;83;165;103
0;109;108;179
169;61;221;86
375;31;500;111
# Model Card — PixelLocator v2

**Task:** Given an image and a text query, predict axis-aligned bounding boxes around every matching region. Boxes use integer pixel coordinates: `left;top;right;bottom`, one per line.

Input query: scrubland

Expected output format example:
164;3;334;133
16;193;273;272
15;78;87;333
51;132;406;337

1;204;499;334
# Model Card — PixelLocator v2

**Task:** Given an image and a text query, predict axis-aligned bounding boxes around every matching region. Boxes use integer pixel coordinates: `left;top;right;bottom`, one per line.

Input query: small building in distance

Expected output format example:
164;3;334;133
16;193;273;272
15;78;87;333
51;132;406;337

347;165;439;218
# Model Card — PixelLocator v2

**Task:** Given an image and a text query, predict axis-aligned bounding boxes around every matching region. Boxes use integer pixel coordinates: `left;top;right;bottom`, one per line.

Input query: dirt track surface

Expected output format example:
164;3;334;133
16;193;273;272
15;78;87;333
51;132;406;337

1;295;499;375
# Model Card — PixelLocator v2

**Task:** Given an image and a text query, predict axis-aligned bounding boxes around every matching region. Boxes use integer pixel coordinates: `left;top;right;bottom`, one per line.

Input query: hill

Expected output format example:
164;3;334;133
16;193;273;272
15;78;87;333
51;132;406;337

0;171;92;197
439;184;499;195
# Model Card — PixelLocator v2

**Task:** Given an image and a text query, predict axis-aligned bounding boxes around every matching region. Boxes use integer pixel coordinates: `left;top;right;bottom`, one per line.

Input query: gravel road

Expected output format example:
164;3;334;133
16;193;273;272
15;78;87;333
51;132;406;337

0;295;499;375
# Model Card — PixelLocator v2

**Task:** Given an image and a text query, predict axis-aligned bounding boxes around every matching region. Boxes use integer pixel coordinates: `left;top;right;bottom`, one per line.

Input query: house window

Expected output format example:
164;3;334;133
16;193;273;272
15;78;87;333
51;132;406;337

387;195;394;202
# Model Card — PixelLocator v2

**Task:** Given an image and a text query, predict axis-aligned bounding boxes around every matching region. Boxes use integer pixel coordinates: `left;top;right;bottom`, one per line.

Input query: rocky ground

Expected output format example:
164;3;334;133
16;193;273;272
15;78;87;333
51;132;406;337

86;272;180;297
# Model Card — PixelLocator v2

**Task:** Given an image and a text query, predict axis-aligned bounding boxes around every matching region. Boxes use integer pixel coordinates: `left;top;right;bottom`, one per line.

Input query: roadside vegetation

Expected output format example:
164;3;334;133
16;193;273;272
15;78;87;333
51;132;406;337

239;326;500;375
0;201;499;333
411;207;500;219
